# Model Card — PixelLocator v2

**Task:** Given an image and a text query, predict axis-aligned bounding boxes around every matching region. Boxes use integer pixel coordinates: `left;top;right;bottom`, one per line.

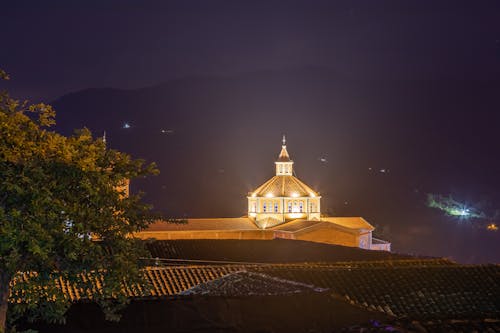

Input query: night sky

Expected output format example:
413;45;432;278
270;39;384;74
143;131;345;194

1;1;500;263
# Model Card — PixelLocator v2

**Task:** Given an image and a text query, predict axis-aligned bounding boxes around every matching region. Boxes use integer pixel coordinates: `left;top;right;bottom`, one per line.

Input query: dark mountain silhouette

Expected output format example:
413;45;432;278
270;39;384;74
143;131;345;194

52;67;500;263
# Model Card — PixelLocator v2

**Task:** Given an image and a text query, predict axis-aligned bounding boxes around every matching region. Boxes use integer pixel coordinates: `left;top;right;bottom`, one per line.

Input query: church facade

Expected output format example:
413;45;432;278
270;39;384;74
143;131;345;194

136;138;391;252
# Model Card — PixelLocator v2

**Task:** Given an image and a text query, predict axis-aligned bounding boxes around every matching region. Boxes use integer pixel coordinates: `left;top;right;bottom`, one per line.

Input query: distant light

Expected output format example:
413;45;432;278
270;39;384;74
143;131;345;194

426;194;487;220
487;223;498;231
265;193;274;198
449;208;470;217
123;122;131;129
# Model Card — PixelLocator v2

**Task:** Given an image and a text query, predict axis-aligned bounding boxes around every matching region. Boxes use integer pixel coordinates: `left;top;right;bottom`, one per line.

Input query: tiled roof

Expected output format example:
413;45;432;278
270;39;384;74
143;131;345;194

146;218;258;231
7;259;453;303
251;175;317;197
9;266;246;302
9;261;500;320
257;264;500;320
321;217;375;231
271;219;323;232
143;266;243;297
179;271;327;296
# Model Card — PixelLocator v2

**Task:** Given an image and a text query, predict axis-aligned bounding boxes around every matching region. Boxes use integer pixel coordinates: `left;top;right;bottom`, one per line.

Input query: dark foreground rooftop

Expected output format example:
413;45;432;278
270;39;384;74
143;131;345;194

12;239;500;332
145;239;413;263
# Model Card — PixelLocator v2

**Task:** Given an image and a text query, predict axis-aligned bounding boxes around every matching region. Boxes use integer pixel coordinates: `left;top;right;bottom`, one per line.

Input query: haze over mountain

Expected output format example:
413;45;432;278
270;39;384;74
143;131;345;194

52;67;500;263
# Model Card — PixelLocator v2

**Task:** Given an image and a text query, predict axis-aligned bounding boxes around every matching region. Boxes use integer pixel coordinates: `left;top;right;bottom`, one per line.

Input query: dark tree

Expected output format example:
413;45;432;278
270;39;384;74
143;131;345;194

0;70;158;332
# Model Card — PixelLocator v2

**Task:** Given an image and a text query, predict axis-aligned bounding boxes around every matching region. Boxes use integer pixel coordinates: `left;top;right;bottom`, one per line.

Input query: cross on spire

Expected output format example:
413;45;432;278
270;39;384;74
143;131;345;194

282;134;286;146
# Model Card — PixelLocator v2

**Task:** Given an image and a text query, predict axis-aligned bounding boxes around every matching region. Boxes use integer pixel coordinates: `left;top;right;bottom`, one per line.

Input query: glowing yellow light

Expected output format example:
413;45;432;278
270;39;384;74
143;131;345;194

289;213;302;219
265;193;274;198
291;192;299;198
487;223;498;231
251;193;256;198
309;192;316;197
249;212;256;217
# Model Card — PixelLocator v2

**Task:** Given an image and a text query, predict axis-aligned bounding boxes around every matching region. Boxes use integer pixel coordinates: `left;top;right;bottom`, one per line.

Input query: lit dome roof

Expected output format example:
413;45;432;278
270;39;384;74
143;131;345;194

251;175;318;198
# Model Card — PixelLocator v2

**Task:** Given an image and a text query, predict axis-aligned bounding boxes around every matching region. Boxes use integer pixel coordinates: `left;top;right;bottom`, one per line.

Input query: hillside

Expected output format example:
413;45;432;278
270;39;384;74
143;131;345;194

51;68;500;263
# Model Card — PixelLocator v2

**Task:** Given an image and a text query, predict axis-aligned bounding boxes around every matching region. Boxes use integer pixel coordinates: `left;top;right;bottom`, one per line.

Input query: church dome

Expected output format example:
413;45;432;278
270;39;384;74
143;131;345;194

248;136;321;228
251;175;317;198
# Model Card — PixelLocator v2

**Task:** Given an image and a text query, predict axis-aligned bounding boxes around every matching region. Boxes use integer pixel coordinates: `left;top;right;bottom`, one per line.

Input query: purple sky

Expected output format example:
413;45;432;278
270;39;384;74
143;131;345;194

1;1;499;100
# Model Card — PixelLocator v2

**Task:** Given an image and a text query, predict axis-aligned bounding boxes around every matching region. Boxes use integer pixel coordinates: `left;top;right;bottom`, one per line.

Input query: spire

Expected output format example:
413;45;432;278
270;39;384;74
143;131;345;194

275;135;293;175
102;131;107;145
278;135;291;162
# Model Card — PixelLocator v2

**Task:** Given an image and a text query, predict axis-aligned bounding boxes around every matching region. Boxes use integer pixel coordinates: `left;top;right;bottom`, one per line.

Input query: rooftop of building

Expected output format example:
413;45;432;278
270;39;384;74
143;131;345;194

145;239;414;263
11;238;499;332
145;216;373;233
12;258;499;321
250;175;319;198
146;217;259;231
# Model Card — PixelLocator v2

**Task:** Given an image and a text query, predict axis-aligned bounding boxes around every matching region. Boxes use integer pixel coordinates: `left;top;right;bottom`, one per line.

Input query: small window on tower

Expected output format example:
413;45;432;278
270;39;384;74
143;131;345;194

288;202;292;213
299;201;303;212
274;202;278;212
263;203;267;212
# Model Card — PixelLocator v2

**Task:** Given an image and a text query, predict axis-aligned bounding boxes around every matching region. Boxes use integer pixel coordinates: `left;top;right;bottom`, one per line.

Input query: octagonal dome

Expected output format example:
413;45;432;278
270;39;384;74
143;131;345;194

251;175;318;198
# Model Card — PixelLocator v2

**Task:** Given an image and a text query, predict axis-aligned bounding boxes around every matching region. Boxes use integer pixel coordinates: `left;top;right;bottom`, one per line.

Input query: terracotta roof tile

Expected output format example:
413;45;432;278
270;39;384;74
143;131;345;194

9;262;500;320
9;259;500;320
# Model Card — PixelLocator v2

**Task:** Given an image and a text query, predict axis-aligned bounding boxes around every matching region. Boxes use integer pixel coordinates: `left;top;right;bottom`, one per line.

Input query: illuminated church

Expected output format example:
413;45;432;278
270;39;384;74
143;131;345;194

248;136;321;228
138;138;391;251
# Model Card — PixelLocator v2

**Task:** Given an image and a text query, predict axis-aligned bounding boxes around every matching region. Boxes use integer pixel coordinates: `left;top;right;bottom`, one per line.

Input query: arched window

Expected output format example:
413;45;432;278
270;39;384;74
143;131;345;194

288;201;292;213
263;202;267;212
299;201;303;212
253;203;256;212
274;202;278;213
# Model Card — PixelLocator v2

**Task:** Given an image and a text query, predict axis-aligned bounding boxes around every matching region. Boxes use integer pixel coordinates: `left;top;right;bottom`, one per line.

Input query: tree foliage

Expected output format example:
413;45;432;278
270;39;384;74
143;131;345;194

0;70;158;332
